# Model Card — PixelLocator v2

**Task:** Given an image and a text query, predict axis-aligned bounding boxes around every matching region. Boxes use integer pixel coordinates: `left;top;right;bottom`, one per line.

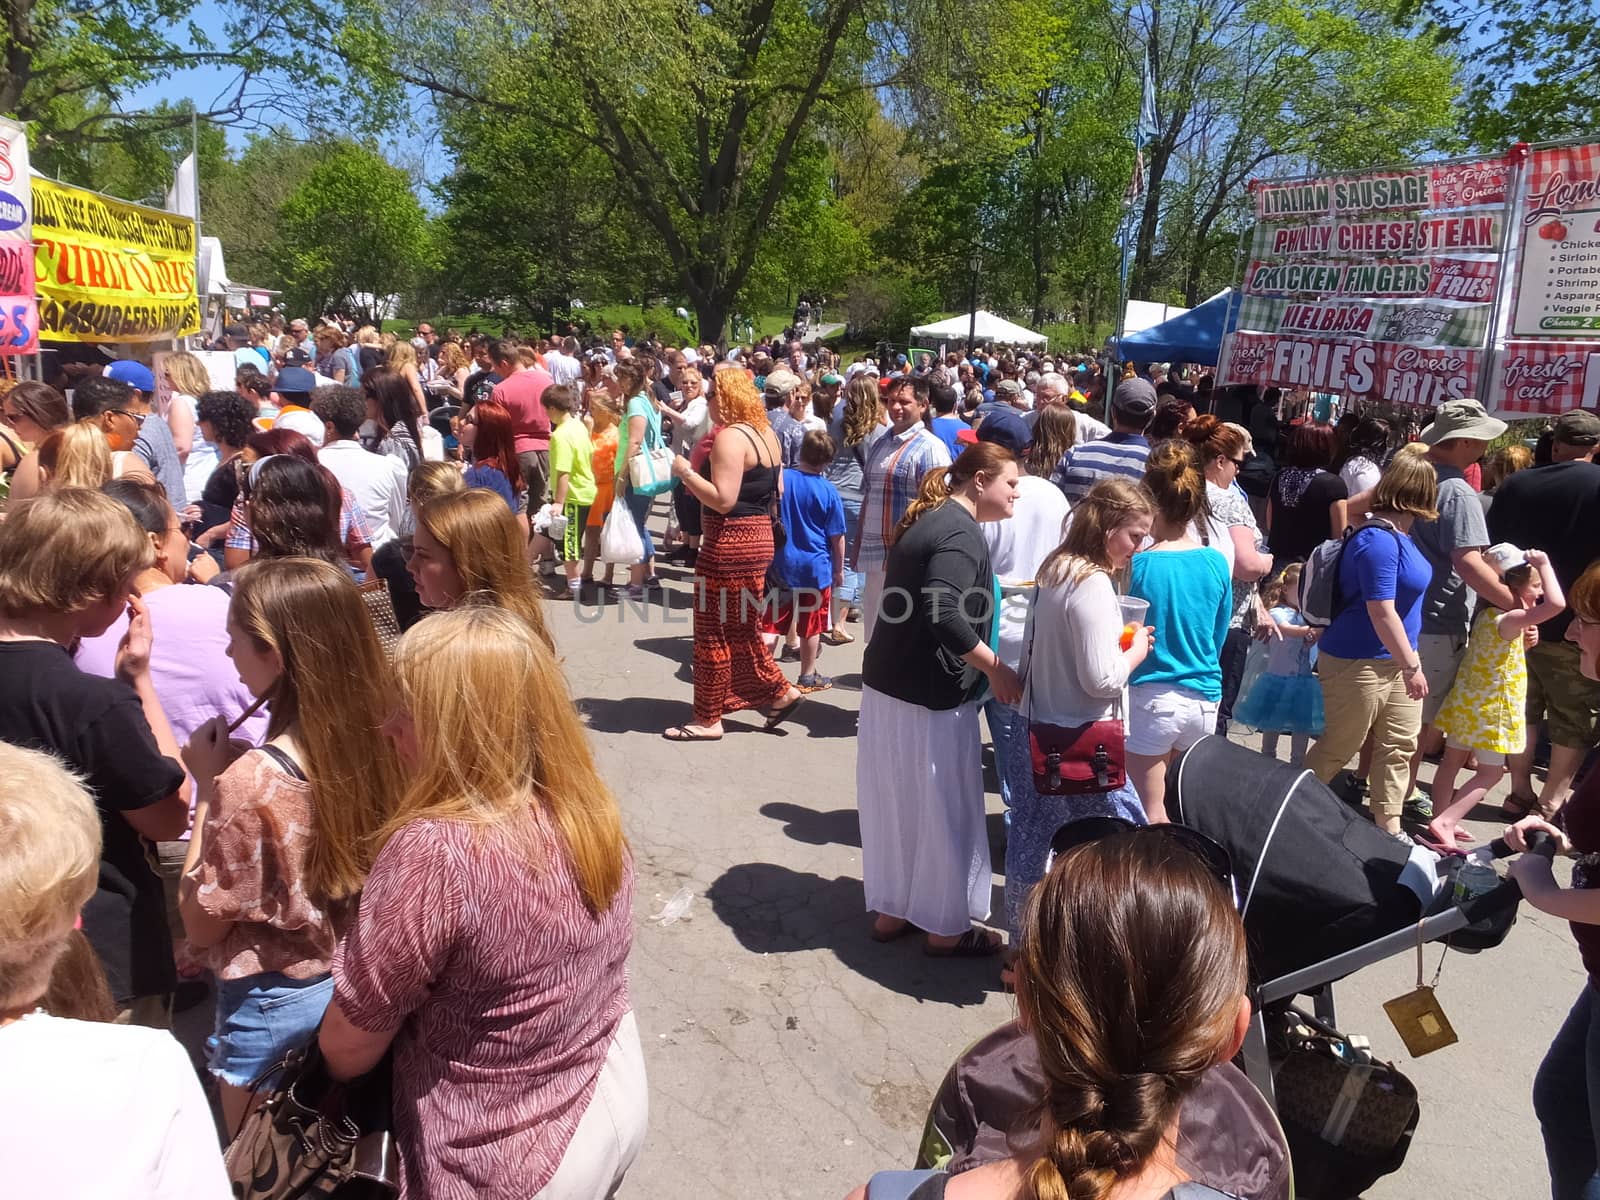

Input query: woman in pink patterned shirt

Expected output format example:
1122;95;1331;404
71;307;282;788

320;605;644;1199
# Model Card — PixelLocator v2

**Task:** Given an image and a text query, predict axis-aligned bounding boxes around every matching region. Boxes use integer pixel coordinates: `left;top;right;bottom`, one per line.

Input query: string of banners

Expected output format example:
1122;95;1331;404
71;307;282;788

1219;146;1600;416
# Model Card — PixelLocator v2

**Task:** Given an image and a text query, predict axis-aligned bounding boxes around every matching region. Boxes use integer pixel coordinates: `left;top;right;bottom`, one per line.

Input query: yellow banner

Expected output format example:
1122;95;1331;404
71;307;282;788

31;177;199;342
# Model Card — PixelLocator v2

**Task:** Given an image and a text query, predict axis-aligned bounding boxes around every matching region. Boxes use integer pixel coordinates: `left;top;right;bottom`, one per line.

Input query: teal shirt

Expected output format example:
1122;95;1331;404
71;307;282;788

1128;546;1233;701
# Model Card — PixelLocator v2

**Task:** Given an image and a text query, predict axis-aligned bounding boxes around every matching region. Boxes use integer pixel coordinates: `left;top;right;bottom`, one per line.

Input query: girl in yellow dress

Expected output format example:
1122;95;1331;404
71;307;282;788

1428;543;1564;849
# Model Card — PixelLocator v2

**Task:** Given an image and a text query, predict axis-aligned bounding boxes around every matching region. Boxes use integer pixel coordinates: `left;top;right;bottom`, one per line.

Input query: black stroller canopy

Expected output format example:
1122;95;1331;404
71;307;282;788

1168;736;1421;984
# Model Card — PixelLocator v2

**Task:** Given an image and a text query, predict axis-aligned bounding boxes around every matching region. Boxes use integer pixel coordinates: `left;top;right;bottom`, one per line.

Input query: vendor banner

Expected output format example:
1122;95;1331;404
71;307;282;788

1490;342;1600;415
1510;143;1600;338
0;118;34;355
1251;212;1504;259
1220;331;1480;407
1234;295;1491;348
31;177;198;343
1243;256;1499;303
1254;157;1512;221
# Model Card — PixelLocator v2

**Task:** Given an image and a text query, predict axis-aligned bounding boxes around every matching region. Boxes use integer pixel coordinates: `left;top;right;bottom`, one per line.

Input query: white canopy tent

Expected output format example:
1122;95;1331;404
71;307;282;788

1121;299;1190;336
909;310;1049;346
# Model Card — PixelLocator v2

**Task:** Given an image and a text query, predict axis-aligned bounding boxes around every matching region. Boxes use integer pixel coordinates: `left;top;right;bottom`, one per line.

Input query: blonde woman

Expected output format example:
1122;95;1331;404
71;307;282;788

320;607;643;1199
386;339;429;420
38;423;155;491
162;350;219;502
408;488;554;650
824;374;889;640
431;341;471;401
0;742;230;1197
179;557;404;1134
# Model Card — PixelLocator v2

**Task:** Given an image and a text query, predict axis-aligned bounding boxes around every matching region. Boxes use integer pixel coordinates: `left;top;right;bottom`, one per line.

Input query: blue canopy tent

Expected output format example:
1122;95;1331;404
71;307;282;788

1116;289;1238;365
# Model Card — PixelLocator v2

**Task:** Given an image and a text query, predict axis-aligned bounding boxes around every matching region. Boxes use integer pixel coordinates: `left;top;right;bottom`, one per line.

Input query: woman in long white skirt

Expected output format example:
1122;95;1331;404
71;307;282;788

854;435;1024;957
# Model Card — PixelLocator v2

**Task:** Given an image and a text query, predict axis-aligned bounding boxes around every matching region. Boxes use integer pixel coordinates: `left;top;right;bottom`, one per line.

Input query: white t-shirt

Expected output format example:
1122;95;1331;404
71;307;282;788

0;1013;231;1199
986;475;1072;671
319;438;410;548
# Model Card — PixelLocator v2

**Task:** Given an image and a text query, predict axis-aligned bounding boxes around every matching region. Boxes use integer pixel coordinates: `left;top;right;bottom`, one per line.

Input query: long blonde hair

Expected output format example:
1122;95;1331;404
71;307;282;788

164;351;211;400
384;606;628;913
387;339;418;373
841;375;883;447
228;557;405;902
416;489;553;651
1037;478;1154;588
39;424;111;490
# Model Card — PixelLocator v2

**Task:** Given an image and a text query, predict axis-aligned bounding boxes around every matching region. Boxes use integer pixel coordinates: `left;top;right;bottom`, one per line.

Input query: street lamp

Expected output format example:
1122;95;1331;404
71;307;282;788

966;248;981;360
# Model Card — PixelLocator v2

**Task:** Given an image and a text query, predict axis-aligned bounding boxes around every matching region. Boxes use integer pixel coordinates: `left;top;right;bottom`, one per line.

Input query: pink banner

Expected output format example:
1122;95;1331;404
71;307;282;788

1220;331;1479;407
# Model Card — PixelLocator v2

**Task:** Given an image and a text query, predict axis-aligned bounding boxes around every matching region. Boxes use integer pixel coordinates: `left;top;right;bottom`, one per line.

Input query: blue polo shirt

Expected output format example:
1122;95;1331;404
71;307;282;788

1318;525;1429;661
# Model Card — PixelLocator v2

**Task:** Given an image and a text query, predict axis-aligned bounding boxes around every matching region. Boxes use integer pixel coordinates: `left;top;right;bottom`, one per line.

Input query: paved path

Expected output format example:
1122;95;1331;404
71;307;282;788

560;541;1572;1200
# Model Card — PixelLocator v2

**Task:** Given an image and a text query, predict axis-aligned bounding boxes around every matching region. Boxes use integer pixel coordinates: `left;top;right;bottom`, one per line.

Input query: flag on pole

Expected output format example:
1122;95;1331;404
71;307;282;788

165;152;197;218
1124;50;1157;208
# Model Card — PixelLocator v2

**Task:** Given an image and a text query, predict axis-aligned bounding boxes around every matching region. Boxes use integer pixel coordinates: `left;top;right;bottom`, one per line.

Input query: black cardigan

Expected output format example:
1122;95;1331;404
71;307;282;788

863;500;994;711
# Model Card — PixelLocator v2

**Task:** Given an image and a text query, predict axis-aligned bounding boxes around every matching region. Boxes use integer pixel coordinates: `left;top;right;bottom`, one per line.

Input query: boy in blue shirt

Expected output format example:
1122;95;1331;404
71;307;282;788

763;430;846;689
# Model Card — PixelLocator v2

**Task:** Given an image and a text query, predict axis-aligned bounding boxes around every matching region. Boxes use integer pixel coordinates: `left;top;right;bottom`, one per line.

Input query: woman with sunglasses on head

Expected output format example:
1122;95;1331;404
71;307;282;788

363;366;426;471
319;606;643;1200
1182;415;1274;736
0;380;72;503
1004;479;1155;955
223;428;374;577
849;825;1252;1200
231;455;365;579
178;556;403;1136
408;487;554;650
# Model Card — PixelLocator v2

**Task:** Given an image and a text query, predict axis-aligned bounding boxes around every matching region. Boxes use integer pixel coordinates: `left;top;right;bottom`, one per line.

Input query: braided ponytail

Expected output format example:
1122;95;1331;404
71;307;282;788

1018;833;1248;1200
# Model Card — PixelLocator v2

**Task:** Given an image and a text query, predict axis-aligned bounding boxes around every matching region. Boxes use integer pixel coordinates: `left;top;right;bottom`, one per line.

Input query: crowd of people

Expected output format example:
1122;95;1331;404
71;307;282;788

3;313;1600;1200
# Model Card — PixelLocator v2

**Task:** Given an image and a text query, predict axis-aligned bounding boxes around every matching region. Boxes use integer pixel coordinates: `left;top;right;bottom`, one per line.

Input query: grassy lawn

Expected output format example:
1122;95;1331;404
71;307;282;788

393;303;802;345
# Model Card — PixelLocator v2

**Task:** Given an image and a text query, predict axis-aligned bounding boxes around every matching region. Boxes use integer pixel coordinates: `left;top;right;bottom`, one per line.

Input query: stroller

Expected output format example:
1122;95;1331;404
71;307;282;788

1168;736;1549;1198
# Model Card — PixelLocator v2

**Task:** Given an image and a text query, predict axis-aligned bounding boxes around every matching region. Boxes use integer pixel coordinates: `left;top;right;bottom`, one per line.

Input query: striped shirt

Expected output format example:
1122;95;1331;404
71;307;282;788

855;425;952;572
1050;433;1151;503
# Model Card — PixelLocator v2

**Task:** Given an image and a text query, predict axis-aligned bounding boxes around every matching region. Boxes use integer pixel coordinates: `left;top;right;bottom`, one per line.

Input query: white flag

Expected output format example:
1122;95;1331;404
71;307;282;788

165;153;197;218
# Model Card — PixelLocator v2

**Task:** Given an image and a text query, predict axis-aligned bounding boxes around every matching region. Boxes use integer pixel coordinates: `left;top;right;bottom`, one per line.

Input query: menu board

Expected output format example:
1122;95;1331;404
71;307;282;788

1220;156;1511;404
1511;144;1600;337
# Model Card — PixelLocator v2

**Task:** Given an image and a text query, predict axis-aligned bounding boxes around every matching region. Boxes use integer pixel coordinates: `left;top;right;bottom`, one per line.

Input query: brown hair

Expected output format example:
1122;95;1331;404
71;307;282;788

1260;561;1304;610
0;488;151;616
4;381;70;433
1570;560;1600;623
841;375;883;447
1018;833;1248;1200
1181;412;1247;464
1141;439;1210;529
415;489;554;651
228;558;405;901
1483;444;1533;491
892;442;1015;544
1037;478;1154;588
1026;407;1077;479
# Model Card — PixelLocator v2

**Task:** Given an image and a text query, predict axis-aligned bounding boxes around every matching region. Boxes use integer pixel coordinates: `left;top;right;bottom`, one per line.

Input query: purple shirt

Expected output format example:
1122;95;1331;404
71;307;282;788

76;583;268;801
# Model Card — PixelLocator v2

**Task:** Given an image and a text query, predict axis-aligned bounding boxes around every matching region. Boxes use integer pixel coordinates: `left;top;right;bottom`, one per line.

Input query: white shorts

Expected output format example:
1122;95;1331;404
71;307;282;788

1444;737;1507;767
1127;684;1219;758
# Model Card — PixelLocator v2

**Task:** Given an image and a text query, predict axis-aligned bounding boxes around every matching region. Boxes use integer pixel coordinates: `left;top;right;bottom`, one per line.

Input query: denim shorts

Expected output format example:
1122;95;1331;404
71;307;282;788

207;971;334;1087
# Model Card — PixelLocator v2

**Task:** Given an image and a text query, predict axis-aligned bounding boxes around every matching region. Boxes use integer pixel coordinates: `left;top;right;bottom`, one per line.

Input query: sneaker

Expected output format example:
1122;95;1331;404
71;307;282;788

644;575;665;591
624;585;647;602
1401;794;1434;826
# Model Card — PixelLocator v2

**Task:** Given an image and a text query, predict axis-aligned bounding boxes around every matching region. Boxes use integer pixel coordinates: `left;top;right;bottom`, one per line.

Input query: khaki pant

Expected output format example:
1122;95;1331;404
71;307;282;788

1304;652;1421;819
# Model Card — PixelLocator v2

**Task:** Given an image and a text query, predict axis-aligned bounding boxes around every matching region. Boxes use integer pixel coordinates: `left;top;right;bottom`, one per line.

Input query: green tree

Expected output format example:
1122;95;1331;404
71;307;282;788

1408;0;1600;147
271;143;434;320
201;133;330;292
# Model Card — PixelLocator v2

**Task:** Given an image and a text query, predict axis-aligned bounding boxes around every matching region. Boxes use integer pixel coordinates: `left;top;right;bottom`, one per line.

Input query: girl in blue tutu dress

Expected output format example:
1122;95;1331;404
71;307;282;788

1235;562;1324;763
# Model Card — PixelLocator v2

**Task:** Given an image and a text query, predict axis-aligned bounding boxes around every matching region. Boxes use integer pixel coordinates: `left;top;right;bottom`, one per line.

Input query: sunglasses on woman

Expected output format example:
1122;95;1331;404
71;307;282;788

1047;815;1238;910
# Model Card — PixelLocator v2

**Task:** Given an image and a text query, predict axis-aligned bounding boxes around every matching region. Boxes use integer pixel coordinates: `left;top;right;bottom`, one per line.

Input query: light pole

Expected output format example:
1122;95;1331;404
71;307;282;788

966;248;981;361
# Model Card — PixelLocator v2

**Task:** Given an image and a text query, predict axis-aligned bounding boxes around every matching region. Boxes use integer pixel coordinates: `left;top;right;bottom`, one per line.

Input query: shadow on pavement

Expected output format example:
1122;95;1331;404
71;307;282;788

578;695;697;735
761;801;861;847
707;862;999;1005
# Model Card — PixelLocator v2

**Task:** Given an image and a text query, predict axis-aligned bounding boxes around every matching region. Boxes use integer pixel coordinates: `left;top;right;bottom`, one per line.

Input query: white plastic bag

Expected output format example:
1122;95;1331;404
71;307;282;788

600;495;645;564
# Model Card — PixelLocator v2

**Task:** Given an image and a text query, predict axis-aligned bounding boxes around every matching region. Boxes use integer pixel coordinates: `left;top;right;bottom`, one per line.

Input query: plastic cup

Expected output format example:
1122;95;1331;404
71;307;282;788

1119;597;1150;629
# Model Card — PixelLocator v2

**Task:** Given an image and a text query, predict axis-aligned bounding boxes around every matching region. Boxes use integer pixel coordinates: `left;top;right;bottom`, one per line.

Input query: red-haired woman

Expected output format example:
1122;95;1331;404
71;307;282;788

462;399;524;513
663;368;804;742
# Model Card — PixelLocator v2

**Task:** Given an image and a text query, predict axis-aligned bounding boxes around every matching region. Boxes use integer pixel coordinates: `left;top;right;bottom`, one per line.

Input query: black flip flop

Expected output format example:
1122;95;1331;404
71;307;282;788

663;725;722;743
924;928;1003;958
762;694;805;731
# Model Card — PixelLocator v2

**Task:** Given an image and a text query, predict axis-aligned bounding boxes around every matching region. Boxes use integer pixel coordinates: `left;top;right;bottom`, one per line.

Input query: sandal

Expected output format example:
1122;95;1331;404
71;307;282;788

924;928;1003;958
1501;791;1543;820
870;918;913;943
796;673;833;691
663;725;723;742
820;629;854;646
762;693;805;731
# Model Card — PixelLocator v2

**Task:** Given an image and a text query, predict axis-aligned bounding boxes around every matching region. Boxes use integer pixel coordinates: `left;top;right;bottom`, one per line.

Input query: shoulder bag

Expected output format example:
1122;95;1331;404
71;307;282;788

1019;581;1126;796
626;397;677;497
223;1037;398;1199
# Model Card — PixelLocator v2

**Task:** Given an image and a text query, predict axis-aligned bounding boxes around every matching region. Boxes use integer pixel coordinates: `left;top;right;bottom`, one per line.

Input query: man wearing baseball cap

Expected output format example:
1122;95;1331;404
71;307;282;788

764;368;806;466
105;359;187;506
1048;377;1155;503
1490;407;1600;818
1403;398;1518;822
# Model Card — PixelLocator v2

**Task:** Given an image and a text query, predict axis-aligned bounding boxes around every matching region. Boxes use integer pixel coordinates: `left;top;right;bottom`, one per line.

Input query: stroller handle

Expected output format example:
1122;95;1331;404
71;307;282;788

1459;831;1558;925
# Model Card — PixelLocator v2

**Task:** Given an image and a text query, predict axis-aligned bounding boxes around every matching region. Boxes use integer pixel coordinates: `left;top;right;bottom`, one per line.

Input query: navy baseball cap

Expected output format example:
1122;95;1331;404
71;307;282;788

968;408;1033;453
274;366;316;394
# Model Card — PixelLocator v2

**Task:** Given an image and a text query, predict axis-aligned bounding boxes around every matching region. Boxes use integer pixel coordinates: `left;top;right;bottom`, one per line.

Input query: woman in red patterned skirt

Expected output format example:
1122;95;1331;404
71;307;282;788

663;367;804;741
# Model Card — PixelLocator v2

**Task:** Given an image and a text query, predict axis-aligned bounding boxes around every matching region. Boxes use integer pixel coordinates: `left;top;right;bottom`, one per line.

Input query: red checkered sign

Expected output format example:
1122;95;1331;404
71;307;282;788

1221;331;1480;406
